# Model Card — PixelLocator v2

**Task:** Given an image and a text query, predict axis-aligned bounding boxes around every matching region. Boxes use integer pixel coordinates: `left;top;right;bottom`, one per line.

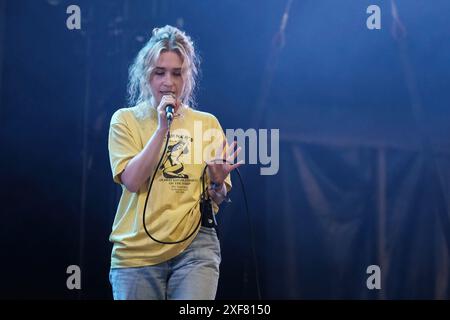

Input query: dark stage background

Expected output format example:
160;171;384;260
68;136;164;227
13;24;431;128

0;0;449;299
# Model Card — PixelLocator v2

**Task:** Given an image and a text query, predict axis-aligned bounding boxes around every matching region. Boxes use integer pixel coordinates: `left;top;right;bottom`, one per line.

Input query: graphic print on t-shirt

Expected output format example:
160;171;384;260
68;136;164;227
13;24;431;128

160;140;189;179
158;133;198;194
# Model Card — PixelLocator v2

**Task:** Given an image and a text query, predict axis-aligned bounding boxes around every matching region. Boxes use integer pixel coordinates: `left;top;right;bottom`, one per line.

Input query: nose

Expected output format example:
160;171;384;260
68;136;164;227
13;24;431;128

162;73;174;87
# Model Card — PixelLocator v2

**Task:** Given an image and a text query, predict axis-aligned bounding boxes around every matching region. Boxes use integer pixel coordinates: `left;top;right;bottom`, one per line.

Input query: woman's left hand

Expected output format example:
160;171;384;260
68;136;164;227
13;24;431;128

206;140;243;186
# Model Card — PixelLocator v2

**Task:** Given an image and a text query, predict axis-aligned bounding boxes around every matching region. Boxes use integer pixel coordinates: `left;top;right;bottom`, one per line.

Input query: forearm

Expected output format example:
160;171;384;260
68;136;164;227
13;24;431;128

121;128;168;192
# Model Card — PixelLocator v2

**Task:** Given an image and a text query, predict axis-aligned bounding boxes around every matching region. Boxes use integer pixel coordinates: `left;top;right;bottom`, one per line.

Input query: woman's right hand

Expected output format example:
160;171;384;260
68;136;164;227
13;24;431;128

156;94;179;131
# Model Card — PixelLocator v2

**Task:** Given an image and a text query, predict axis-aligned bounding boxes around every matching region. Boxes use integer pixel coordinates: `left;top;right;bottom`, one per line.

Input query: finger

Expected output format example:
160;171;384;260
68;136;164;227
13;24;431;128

229;161;244;171
221;139;227;159
158;97;177;116
214;139;227;161
164;96;176;106
157;96;171;112
227;146;242;163
225;141;237;157
162;95;176;103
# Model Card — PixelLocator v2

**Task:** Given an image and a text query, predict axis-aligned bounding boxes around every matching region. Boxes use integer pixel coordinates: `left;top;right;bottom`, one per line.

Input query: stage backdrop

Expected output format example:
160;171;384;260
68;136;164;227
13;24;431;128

0;0;449;299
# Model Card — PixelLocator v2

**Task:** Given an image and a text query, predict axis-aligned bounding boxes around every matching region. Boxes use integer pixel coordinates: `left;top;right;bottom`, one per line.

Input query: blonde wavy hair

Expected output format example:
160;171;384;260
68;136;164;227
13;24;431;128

127;25;200;109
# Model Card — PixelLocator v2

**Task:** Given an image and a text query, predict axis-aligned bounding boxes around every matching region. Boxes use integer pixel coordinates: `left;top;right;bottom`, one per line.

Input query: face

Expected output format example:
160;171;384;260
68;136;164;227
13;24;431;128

149;50;185;108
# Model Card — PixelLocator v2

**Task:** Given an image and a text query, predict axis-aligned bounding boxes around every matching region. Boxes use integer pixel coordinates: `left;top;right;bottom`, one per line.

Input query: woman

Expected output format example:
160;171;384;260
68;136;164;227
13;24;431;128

108;25;241;300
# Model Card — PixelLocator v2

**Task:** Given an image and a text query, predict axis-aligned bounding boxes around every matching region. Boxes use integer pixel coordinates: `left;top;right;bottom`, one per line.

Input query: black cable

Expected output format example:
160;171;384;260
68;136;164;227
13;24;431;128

142;128;201;244
234;167;262;300
208;159;262;300
142;135;262;299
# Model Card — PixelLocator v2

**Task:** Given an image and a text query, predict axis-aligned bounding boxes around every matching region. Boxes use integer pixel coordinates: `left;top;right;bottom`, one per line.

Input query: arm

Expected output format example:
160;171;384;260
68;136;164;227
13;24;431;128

120;94;179;193
120;128;168;193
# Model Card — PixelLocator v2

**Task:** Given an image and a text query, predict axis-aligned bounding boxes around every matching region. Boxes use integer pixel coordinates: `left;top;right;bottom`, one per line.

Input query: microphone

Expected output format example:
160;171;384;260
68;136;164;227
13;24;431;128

165;104;174;126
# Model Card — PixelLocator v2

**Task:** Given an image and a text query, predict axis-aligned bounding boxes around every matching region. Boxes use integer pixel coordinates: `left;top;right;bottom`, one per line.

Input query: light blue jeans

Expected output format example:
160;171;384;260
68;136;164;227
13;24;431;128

109;226;221;300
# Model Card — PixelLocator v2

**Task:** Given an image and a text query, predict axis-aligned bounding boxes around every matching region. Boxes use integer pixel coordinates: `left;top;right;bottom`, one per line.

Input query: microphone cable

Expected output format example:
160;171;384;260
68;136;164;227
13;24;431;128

205;158;262;300
142;125;201;244
141;124;262;298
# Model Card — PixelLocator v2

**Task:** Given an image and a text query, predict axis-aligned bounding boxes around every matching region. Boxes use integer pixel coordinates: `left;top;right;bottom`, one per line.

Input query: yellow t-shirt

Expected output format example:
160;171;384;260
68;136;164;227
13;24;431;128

108;103;231;268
